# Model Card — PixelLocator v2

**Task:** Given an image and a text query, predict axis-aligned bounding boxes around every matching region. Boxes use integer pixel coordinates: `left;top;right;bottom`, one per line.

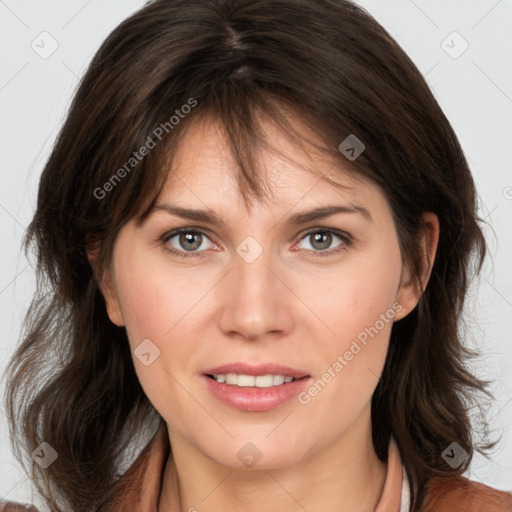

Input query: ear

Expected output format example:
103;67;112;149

394;212;440;321
86;244;125;327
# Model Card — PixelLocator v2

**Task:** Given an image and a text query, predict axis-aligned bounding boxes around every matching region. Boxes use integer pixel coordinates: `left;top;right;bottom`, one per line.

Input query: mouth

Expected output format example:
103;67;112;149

205;373;308;387
201;363;311;411
202;362;310;386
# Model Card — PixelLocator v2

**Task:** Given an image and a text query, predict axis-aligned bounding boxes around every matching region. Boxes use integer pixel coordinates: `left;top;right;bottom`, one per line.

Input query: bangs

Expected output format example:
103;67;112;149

125;90;368;231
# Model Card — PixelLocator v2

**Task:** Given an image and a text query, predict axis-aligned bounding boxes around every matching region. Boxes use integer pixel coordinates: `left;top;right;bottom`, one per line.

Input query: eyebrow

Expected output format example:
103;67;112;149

150;203;373;226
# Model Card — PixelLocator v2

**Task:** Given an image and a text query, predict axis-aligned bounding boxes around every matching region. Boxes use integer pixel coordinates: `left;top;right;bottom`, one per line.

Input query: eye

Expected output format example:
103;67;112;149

162;228;214;259
161;227;352;259
295;228;352;257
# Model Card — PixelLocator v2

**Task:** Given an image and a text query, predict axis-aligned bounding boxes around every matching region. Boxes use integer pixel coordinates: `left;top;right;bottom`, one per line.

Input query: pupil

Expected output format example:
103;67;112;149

312;232;331;250
181;232;201;250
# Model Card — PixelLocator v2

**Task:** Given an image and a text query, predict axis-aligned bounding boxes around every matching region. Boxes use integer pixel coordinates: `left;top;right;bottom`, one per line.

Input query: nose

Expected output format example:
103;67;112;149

217;243;294;341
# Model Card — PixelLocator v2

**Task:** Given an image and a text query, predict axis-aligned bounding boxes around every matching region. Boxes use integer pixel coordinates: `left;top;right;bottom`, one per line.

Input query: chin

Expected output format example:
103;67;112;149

199;433;309;471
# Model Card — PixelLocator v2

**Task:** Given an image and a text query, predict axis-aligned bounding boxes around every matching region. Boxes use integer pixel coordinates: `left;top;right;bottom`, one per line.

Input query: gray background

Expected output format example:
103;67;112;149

1;0;511;507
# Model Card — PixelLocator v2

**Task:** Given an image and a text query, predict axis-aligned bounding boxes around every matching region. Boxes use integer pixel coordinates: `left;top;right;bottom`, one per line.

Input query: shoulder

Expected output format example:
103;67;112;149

421;475;512;512
0;502;39;511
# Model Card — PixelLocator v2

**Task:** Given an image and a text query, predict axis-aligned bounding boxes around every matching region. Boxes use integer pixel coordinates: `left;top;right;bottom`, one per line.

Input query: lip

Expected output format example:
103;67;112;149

201;362;311;412
202;362;309;379
201;375;311;412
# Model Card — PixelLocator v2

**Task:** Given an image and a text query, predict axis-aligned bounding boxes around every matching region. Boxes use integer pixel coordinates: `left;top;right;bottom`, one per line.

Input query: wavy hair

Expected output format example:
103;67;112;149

4;0;497;510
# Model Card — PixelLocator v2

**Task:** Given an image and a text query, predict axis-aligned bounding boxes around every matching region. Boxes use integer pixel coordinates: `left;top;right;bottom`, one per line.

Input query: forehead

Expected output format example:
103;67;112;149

157;110;386;217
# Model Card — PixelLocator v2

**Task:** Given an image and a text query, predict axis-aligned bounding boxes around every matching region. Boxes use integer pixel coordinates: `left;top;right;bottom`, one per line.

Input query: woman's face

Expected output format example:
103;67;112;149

101;112;434;470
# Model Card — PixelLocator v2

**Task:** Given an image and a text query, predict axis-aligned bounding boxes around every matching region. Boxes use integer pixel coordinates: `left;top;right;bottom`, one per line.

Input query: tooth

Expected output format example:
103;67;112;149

273;375;285;385
213;373;297;386
237;375;255;387
255;375;275;388
226;373;238;385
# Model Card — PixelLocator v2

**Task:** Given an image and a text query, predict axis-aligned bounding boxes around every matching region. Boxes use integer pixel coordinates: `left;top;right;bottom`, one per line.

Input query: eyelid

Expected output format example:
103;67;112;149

161;226;216;244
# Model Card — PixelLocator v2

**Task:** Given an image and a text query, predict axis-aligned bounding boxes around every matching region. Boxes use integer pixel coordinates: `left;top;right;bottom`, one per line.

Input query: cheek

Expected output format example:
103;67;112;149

113;247;211;374
115;248;198;346
120;277;175;344
297;239;402;408
113;253;202;419
351;238;402;306
308;240;402;349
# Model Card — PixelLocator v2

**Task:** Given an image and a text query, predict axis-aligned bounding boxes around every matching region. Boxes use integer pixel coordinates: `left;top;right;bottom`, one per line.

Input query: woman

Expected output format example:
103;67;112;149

3;0;512;511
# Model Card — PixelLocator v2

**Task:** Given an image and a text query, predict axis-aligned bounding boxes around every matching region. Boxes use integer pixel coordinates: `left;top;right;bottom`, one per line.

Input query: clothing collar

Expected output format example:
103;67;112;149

375;436;411;511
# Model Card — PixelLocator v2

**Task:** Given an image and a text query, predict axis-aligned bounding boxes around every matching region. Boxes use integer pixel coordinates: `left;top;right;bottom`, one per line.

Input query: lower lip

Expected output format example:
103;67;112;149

201;375;311;412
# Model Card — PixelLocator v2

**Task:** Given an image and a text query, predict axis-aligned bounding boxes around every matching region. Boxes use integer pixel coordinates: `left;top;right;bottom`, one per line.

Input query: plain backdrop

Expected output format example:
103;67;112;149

1;0;511;508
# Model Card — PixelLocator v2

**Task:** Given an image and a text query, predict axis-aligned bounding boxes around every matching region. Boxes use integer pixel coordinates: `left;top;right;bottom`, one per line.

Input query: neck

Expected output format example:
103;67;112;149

158;405;387;512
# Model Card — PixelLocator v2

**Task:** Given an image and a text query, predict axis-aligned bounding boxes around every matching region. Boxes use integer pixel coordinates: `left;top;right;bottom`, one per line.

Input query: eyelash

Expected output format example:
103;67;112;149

160;227;353;259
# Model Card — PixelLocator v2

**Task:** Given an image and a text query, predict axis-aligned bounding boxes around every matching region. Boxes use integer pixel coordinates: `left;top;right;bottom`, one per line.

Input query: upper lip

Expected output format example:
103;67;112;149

203;362;309;378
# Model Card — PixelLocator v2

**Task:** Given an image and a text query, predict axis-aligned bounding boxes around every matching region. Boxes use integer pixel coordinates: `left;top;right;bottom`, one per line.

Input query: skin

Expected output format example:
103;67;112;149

94;111;439;512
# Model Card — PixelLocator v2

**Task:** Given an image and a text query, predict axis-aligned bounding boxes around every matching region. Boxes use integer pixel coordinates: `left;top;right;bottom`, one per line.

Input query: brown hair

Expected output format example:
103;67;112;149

4;0;498;510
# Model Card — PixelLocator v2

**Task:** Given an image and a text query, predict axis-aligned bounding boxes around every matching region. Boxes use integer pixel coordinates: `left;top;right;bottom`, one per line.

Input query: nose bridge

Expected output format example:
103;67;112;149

218;235;289;338
233;234;277;307
237;237;272;289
